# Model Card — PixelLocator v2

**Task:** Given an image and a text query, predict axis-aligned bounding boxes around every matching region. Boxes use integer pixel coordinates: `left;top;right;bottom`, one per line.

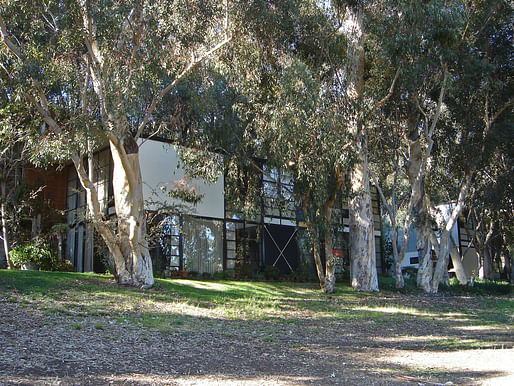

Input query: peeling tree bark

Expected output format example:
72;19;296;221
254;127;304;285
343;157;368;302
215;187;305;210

109;138;154;287
344;4;378;292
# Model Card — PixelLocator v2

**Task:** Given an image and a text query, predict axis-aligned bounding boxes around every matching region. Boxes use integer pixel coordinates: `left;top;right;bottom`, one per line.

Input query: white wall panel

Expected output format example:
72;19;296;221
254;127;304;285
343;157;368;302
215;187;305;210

139;140;224;219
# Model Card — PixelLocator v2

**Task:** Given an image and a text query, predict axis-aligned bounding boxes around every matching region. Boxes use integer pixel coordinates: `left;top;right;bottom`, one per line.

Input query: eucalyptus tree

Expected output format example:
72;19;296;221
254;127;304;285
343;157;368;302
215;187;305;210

366;0;513;292
203;1;352;293
253;59;355;293
0;0;232;287
417;0;513;292
439;0;514;283
0;80;32;268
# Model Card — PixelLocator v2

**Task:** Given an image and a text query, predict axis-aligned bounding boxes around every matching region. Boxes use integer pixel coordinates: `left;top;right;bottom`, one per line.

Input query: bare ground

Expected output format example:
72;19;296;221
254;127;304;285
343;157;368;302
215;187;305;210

0;281;513;385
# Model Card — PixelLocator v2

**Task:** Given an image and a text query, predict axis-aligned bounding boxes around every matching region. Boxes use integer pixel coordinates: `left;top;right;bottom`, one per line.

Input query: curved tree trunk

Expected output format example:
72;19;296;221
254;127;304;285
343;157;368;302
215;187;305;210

72;137;154;288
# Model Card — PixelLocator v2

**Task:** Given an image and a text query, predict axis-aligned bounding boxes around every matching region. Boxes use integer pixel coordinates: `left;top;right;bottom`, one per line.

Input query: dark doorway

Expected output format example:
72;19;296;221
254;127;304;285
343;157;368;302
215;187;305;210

263;224;299;274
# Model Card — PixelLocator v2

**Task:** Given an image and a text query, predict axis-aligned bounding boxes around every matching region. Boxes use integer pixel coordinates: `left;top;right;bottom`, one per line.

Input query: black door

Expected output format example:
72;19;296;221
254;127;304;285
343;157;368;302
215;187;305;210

263;224;298;274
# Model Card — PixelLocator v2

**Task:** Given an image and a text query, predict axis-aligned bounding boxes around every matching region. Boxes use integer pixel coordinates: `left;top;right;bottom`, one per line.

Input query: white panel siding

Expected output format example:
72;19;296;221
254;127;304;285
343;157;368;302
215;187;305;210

139;140;224;219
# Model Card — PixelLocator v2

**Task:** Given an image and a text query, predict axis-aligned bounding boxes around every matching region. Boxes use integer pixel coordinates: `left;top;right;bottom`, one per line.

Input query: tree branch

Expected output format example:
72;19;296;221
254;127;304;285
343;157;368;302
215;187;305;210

0;15;23;59
489;96;513;127
134;35;232;141
368;67;401;115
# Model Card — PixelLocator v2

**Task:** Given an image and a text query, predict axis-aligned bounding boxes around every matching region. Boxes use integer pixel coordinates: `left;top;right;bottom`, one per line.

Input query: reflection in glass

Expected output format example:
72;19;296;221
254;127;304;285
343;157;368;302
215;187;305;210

183;217;223;274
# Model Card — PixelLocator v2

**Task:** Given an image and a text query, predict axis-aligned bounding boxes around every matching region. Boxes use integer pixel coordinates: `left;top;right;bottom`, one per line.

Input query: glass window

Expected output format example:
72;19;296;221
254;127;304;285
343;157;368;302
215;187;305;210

183;217;223;274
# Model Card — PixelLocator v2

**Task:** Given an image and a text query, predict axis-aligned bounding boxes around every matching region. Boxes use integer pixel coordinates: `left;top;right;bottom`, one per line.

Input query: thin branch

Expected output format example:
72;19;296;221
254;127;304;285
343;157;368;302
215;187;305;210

370;171;393;217
115;6;137;52
0;15;23;59
24;93;61;134
489;96;513;127
368;67;401;116
427;63;448;139
134;35;232;141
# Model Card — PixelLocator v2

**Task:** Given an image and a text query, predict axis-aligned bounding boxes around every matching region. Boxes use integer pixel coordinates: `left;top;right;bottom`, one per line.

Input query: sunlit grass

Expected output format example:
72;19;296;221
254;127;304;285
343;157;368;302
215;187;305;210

1;269;512;329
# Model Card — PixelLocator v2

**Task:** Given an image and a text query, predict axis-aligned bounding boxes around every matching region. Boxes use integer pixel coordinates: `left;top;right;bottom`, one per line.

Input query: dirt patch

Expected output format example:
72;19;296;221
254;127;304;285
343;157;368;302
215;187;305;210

0;289;512;385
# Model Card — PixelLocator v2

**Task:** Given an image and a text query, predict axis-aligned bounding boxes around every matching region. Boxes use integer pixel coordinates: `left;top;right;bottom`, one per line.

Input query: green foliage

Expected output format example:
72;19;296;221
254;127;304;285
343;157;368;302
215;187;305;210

378;275;419;293
263;265;280;280
440;280;513;296
223;269;236;280
382;238;394;273
292;262;316;282
9;243;58;271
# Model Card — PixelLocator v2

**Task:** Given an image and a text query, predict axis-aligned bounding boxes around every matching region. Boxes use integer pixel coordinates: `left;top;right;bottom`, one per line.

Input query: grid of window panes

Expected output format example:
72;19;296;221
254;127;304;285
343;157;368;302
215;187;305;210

160;216;181;270
371;187;381;231
66;166;86;270
92;150;112;212
225;221;243;269
262;165;296;222
458;217;473;248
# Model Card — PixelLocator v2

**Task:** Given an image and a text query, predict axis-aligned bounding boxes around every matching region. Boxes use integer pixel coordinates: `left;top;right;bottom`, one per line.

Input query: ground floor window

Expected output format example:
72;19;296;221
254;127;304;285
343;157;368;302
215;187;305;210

183;217;223;274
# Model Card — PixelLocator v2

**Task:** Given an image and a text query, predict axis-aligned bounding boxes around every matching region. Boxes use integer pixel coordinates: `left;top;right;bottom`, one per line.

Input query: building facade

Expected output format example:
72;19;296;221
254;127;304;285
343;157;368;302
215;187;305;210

63;138;384;277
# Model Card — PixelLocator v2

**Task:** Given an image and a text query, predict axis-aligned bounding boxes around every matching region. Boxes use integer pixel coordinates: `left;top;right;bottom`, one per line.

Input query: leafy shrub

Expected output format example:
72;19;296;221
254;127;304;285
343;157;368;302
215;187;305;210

378;275;419;293
236;263;253;279
440;279;513;295
213;271;224;280
293;262;316;282
9;243;57;271
223;269;236;279
55;259;75;272
263;265;280;280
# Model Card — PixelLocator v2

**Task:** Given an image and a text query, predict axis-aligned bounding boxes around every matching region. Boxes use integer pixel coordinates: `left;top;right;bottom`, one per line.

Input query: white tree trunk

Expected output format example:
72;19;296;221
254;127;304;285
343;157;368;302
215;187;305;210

109;140;154;288
71;137;154;288
449;236;467;284
349;150;378;292
0;178;13;269
323;234;336;294
345;4;378;292
428;177;471;292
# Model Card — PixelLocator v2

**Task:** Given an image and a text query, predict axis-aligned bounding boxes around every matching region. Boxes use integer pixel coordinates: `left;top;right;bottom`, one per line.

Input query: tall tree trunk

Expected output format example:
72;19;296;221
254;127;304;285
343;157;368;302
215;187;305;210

477;217;495;280
303;190;337;294
109;138;154;287
0;178;14;269
304;217;336;294
323;233;336;294
71;137;154;288
415;216;433;292
392;227;404;288
345;4;378;292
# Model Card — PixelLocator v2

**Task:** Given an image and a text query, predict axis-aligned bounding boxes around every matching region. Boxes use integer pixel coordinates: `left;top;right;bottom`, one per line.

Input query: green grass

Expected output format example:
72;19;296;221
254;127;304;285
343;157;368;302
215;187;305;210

1;269;512;330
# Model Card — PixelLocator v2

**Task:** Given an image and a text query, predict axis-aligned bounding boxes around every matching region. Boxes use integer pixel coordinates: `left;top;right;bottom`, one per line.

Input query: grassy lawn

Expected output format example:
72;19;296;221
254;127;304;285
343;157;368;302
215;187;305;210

0;269;513;385
1;269;512;333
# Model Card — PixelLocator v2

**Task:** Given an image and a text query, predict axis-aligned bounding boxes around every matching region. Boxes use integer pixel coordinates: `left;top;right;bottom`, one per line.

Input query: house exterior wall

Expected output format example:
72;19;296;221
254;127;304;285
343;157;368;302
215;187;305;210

138;140;224;218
